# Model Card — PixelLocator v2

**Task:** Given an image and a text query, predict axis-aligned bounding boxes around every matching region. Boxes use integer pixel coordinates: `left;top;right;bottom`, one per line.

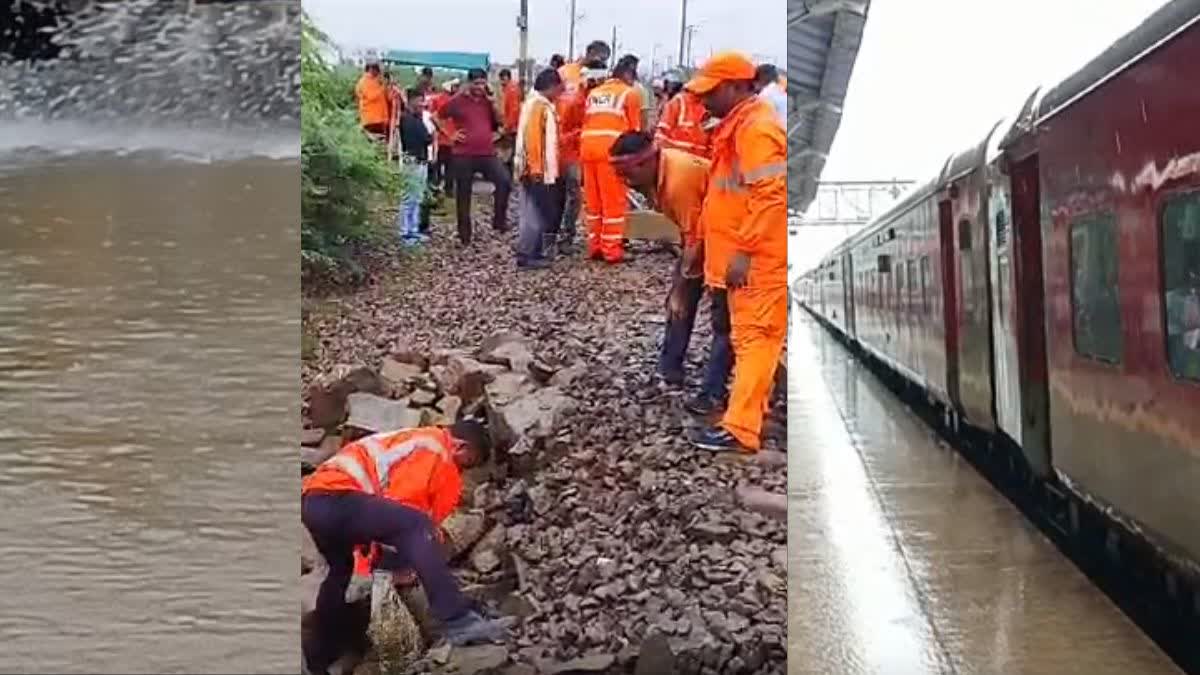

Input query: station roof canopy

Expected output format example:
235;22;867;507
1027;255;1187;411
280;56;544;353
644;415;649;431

787;0;870;216
381;50;490;72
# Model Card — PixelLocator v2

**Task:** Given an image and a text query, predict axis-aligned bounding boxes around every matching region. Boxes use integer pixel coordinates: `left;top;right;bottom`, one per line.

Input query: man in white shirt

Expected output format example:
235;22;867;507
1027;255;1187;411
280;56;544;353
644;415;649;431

755;64;787;128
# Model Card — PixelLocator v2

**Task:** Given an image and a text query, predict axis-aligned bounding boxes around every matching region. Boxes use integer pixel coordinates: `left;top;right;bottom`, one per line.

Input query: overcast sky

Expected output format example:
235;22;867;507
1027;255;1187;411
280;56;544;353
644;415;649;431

303;0;786;72
790;0;1172;276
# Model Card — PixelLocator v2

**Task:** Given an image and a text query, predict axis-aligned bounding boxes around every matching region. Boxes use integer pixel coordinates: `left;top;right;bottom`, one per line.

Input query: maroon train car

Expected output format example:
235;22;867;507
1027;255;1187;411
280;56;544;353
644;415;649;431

802;0;1200;579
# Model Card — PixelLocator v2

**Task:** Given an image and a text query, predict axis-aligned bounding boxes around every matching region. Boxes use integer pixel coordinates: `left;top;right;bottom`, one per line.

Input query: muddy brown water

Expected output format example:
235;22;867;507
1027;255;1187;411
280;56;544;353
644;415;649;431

0;128;299;672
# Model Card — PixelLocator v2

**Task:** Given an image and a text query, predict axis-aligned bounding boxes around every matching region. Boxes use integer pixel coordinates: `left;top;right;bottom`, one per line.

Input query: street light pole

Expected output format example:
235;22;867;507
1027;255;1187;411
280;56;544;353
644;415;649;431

518;0;529;88
568;0;577;58
677;0;688;66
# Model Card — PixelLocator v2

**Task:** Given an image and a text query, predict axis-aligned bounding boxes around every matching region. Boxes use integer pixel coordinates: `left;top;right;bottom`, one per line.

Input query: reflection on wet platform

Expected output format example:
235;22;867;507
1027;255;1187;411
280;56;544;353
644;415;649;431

786;314;1179;675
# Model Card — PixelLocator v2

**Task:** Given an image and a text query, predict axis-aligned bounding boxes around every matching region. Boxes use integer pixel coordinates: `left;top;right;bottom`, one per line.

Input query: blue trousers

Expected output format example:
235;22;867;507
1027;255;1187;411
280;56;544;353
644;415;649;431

301;492;470;672
659;273;733;401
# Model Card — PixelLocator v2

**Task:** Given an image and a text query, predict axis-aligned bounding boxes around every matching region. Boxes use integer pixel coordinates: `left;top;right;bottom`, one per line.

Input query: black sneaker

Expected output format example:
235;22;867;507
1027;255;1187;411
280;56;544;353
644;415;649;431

692;426;748;453
658;369;685;387
517;258;551;270
685;394;723;416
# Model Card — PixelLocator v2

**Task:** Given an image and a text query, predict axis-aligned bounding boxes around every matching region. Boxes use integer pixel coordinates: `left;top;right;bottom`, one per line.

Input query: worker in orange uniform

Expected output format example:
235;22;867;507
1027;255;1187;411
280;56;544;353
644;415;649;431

556;40;611;254
514;68;567;269
580;54;643;263
686;53;787;454
498;68;522;172
610;131;732;392
654;71;711;157
301;421;508;674
355;59;390;143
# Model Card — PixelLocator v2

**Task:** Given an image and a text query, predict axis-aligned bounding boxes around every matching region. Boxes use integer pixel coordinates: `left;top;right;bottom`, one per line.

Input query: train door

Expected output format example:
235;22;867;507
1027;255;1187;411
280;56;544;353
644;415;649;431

842;254;856;336
939;200;961;405
987;160;1022;447
1010;154;1051;476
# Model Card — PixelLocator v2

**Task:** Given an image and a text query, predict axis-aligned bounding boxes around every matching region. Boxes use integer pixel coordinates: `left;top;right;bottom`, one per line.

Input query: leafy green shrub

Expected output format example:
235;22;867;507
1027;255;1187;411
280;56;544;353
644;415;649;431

301;12;413;280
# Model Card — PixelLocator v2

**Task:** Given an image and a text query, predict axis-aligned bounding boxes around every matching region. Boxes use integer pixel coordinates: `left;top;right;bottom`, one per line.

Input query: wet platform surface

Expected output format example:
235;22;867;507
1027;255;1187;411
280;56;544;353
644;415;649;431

785;313;1179;675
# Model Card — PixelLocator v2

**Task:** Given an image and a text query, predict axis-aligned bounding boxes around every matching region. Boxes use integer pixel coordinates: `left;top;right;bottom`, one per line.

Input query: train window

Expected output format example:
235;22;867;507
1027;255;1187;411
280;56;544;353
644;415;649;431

959;218;973;251
1070;212;1123;363
906;260;917;309
920;257;930;314
1161;191;1200;381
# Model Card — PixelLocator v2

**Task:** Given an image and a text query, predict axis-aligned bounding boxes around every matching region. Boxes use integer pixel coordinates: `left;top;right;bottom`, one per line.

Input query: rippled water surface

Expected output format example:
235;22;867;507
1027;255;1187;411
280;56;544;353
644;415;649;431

0;133;299;671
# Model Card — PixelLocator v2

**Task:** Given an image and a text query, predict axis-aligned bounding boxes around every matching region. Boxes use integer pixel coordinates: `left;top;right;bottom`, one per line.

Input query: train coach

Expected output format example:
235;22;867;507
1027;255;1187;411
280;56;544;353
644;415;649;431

801;0;1200;590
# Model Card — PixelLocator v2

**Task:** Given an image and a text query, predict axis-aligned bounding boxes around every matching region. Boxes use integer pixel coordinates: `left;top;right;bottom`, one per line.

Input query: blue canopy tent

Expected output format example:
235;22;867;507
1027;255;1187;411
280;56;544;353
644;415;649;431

381;50;490;72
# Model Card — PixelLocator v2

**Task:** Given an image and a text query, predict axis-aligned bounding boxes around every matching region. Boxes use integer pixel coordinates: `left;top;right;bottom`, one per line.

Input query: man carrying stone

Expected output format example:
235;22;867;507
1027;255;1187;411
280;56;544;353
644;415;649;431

301;420;507;675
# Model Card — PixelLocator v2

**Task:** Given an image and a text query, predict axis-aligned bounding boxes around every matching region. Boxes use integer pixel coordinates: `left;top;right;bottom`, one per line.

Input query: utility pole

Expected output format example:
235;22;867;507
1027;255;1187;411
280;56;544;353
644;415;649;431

518;0;529;89
611;25;617;56
677;0;688;66
685;25;697;67
568;0;577;58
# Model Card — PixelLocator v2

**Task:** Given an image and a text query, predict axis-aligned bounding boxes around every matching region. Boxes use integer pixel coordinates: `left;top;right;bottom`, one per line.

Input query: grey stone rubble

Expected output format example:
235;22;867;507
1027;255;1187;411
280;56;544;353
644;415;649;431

301;328;787;675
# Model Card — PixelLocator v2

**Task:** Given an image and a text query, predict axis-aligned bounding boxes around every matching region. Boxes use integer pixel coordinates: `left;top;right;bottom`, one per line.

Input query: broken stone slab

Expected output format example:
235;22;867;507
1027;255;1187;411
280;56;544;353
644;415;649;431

346;393;423;433
528;359;557;385
549;361;587;388
442;511;488;560
735;486;786;521
307;364;387;429
537;653;615;674
390;347;431;372
419;408;447;427
301;427;326;447
754;450;787;469
446;354;500;403
301;434;342;472
438;395;463;422
481;341;535;376
687;521;735;544
447;644;508;674
484;372;536;407
478;330;526;363
410;388;440;407
488;386;575;451
381;357;425;388
634;633;676;675
470;524;507;574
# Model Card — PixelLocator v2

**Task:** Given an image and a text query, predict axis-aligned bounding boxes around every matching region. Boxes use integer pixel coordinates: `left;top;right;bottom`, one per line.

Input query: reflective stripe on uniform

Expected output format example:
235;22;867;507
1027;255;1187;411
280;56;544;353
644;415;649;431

581;129;622;138
712;160;787;192
602;217;626;224
327;454;376;494
742;162;786;182
368;436;449;492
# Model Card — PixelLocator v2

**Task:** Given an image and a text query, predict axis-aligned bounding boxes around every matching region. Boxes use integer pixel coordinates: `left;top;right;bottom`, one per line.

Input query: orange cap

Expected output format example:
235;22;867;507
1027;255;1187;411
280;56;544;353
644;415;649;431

685;51;757;95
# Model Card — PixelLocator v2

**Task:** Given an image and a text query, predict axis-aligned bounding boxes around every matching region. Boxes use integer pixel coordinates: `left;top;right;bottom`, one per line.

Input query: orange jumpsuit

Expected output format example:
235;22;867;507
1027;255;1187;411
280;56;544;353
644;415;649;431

655;92;711;158
501;80;522;135
302;427;463;576
580;78;642;262
355;73;389;130
655;148;711;263
700;97;787;451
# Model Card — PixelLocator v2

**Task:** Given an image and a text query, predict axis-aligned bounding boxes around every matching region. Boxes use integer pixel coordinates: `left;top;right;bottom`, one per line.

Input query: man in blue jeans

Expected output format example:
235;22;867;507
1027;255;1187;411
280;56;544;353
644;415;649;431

608;130;732;411
397;88;433;245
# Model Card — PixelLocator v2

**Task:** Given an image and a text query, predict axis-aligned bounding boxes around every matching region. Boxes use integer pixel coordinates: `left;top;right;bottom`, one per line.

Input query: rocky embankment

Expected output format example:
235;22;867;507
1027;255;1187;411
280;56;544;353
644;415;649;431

301;207;787;675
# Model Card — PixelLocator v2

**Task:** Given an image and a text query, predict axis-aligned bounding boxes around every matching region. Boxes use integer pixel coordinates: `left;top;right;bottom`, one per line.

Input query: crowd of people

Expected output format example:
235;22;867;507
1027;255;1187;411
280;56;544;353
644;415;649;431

301;42;788;675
